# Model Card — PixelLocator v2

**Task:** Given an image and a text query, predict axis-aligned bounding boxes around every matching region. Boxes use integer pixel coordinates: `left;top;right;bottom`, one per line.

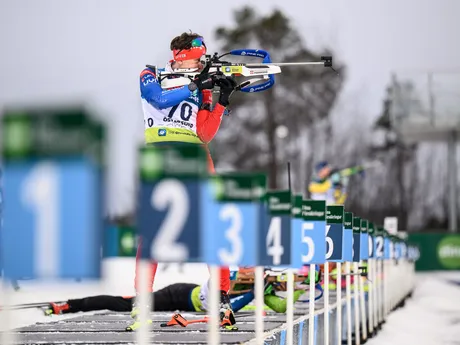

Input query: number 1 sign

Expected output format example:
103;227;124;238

1;108;105;279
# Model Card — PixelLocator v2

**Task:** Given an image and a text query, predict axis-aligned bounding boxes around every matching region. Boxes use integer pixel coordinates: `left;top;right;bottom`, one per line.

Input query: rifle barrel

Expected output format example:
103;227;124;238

246;62;325;66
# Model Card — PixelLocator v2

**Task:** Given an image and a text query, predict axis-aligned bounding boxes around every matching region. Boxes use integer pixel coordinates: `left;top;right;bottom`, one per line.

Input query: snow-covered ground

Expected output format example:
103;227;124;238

367;271;460;345
1;259;460;345
0;258;210;331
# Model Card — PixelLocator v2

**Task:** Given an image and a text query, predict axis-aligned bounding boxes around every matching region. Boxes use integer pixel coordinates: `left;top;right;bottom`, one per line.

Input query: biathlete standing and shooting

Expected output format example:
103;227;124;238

135;31;237;330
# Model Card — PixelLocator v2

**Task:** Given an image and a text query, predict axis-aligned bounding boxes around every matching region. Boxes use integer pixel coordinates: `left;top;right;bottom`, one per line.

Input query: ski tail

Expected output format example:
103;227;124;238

0;300;65;311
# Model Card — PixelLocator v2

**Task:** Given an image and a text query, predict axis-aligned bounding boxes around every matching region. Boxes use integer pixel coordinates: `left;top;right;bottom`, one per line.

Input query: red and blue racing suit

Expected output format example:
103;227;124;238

136;62;230;294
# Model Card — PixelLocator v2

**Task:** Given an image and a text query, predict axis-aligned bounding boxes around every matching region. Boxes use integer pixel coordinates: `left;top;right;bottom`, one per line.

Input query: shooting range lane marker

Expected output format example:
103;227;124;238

0;280;17;345
359;260;368;341
286;269;294;345
324;261;330;345
353;262;361;345
345;262;352;345
336;262;342;345
285;161;294;345
208;266;220;345
134;260;152;345
308;264;316;345
368;259;374;335
255;266;264;345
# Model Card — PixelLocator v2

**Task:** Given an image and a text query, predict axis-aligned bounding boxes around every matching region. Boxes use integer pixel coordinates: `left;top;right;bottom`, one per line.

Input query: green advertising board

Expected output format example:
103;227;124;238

408;233;460;271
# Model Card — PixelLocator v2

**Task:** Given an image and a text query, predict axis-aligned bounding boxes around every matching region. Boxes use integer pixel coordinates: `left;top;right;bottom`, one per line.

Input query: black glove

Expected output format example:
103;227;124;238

188;72;214;91
217;76;237;107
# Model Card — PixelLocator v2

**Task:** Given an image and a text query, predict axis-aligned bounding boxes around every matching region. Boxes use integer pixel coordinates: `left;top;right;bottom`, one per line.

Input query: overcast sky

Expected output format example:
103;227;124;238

1;0;459;215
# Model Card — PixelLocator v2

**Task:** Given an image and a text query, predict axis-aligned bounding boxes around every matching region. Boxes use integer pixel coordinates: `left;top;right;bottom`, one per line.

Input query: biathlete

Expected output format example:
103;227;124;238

136;31;237;327
44;269;323;318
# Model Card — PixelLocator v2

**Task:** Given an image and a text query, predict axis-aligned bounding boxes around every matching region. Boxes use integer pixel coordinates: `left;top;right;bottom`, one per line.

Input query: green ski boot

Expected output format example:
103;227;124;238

126;298;152;332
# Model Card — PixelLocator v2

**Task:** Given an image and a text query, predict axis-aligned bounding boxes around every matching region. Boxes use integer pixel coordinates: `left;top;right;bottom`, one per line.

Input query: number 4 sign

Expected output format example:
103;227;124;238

259;190;291;267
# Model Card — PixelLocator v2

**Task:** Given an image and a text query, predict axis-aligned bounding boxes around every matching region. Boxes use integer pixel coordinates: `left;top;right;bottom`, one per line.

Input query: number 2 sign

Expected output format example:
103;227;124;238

137;145;208;263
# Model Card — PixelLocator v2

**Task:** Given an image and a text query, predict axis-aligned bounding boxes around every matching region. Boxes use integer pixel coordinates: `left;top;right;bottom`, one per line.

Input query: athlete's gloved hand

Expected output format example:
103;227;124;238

217;76;237;107
188;73;215;92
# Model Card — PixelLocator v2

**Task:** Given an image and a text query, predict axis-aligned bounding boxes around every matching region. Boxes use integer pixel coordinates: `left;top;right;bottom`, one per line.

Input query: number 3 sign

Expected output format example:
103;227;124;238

202;173;266;267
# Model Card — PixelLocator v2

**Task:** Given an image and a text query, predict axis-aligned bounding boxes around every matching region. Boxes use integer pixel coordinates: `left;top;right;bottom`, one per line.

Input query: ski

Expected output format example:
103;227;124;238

0;300;64;311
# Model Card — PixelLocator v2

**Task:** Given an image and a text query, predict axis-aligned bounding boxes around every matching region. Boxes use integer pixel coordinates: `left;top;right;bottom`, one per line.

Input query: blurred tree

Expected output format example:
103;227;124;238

211;6;345;190
346;79;420;229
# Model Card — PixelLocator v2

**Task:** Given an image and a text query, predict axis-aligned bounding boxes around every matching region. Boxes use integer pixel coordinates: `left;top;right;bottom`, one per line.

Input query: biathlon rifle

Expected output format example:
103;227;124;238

331;159;384;179
151;49;336;93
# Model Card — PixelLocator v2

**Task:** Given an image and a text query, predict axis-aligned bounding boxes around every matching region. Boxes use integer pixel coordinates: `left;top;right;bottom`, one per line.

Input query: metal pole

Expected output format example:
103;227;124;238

447;131;458;233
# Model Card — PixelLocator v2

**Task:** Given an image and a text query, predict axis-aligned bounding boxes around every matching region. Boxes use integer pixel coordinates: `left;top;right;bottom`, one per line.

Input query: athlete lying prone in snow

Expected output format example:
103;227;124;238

45;268;322;316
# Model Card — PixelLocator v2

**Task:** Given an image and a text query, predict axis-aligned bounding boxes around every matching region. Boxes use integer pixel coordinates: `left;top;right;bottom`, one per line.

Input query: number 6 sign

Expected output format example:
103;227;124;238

326;205;344;262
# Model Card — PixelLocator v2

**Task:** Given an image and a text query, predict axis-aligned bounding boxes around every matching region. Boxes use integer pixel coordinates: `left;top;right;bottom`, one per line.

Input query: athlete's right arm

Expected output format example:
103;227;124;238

140;68;191;110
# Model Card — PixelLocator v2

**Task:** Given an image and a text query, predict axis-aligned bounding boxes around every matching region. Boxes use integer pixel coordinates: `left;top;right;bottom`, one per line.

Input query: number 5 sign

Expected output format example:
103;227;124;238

290;195;306;268
292;200;326;265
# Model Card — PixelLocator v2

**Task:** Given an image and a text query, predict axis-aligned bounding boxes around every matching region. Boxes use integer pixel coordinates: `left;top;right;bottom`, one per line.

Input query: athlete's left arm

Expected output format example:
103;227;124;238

264;289;306;313
196;90;226;143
